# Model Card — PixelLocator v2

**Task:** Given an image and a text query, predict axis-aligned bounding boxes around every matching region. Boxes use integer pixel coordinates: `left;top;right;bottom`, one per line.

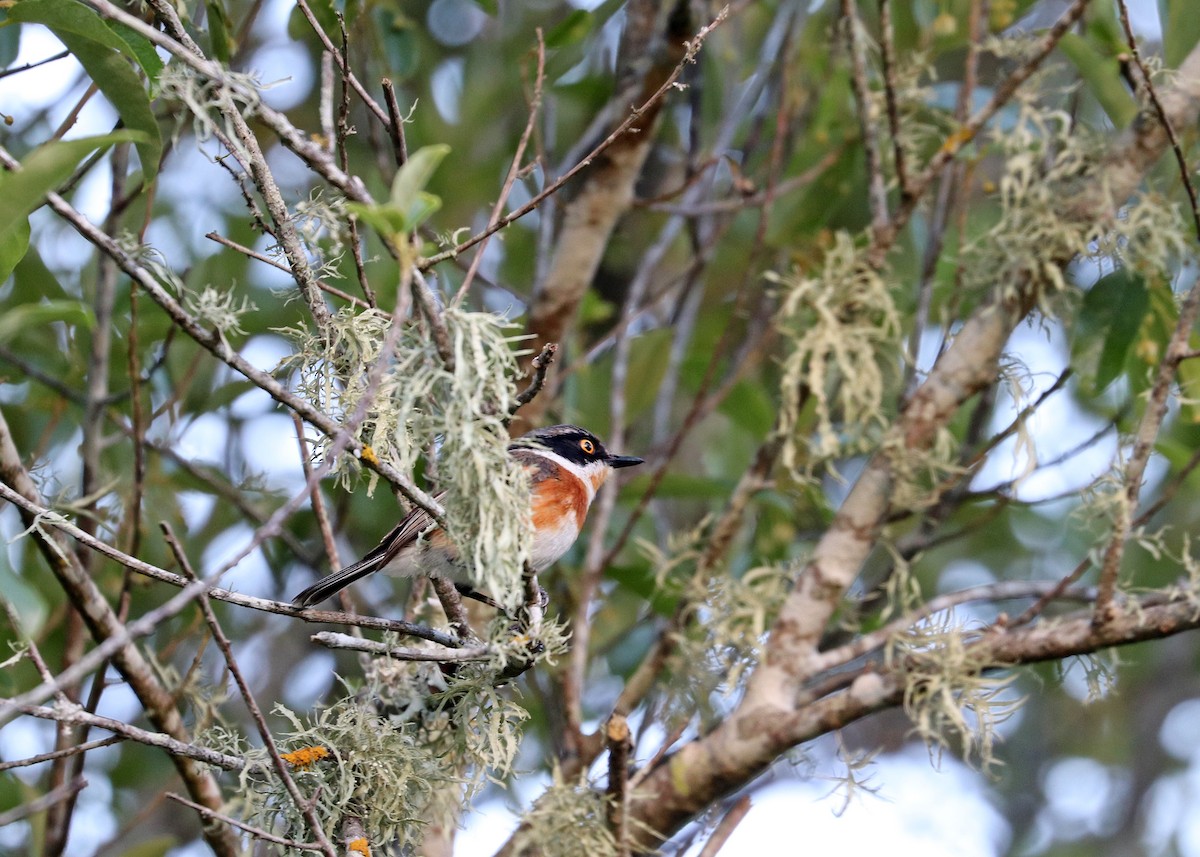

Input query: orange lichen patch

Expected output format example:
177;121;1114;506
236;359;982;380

348;837;371;856
281;746;330;768
358;444;379;467
940;127;976;155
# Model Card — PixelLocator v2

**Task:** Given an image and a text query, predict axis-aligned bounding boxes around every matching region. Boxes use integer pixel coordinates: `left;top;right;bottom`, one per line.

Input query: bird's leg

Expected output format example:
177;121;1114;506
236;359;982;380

454;583;506;614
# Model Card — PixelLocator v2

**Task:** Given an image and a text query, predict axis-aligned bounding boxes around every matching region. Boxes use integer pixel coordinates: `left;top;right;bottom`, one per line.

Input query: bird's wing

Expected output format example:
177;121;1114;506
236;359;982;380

291;492;446;607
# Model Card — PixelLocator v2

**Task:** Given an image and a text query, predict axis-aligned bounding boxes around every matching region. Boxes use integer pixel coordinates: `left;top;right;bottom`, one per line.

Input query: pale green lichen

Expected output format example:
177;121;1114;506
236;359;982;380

279;306;533;609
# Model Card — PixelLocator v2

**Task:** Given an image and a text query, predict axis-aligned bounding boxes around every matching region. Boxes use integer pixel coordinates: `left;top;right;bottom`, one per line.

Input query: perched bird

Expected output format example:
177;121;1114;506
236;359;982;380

291;424;643;608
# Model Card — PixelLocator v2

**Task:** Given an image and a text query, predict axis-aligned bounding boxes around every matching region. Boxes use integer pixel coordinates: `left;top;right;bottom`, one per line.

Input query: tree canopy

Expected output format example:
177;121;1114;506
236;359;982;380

2;0;1200;855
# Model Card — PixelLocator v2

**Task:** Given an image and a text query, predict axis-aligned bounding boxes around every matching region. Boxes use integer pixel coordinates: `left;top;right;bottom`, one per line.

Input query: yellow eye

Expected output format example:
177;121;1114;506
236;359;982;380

580;439;595;455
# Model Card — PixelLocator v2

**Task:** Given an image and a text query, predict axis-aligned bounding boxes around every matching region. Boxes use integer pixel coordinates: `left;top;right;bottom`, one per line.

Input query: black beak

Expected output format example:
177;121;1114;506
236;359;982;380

608;454;644;469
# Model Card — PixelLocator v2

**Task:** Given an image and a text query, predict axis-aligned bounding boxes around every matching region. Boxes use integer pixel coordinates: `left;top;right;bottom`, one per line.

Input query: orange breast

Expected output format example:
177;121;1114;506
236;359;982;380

531;474;589;531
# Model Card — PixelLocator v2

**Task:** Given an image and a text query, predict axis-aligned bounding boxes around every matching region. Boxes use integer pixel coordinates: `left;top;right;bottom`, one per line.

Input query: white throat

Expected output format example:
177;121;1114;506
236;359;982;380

525;448;608;503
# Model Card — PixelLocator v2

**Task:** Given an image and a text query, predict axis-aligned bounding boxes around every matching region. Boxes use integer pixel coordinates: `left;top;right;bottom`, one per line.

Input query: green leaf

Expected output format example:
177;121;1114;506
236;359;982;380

0;219;30;284
345;202;409;237
1059;33;1136;127
389;144;450;228
9;0;163;179
545;9;592;48
9;0;163;80
0;132;149;249
115;835;178;857
1076;268;1150;391
0;300;95;344
0;16;20;67
205;0;234;63
1161;0;1200;67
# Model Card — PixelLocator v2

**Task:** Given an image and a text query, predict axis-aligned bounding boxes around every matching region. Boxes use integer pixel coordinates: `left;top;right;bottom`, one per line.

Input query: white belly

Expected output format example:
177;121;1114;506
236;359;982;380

530;517;582;571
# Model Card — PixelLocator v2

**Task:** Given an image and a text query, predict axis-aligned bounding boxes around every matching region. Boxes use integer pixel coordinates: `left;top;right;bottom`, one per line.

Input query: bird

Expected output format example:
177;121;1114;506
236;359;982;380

291;424;644;608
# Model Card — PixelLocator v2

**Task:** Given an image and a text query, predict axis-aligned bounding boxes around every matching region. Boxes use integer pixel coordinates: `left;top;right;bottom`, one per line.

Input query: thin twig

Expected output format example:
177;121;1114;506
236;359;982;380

430;577;478;644
15;703;245;770
310;632;491;661
1115;0;1200;242
294;0;391;128
877;0;1090;262
167;793;323;851
842;0;889;236
203;232;369;307
509;343;557;416
696;796;752;857
1094;272;1200;623
381;79;409;167
878;0;909;200
0;776;87;828
606;714;633;857
0;483;459;644
419;7;731;271
809;580;1097;677
162;523;338;857
0;736;123;772
0;50;70;80
452;30;547;306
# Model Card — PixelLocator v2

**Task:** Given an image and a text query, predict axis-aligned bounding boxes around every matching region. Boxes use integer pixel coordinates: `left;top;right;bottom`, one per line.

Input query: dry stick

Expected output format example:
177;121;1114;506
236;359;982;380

49;81;98;142
293;414;346;581
0;485;451;640
319;50;335;151
0;430;240;857
44;144;129;857
333;13;377;308
310;632;490;661
167;793;322;852
876;0;1090;259
565;196;658;750
1094;273;1200;624
410;268;454;370
0;776;87;828
14;703;245;770
203;232;370;307
0;736;123;772
808;580;1098;679
878;0;909;200
87;0;334;330
696;795;751;857
646;146;843;215
842;0;890;238
381;79;409;167
0;142;446;530
430;576;479;645
1116;0;1200;242
419;6;731;271
0;49;69;80
162;524;338;857
340;817;370;857
1;594;66;699
903;0;985;397
1090;11;1200;623
451;30;547;306
509;343;558;415
294;0;391;128
606;714;633;857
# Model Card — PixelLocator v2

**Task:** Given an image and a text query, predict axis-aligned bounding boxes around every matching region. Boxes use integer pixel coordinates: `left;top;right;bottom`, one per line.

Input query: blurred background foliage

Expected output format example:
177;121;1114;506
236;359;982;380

2;0;1200;855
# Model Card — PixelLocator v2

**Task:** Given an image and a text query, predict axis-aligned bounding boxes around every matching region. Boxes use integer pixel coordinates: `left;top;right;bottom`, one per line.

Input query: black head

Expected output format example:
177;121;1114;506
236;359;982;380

513;424;643;470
